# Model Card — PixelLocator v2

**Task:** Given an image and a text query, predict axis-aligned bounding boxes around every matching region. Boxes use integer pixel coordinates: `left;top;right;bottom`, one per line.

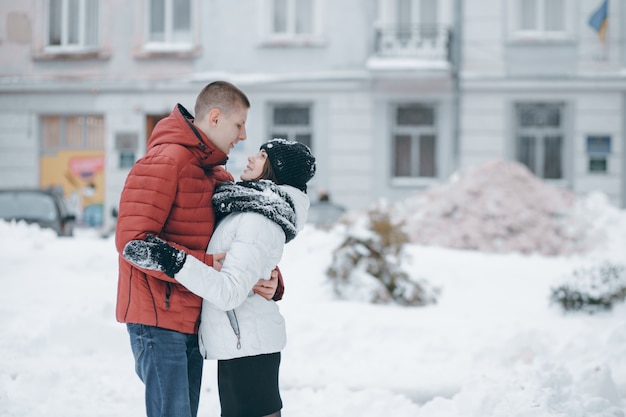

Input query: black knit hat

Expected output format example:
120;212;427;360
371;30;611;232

260;138;316;192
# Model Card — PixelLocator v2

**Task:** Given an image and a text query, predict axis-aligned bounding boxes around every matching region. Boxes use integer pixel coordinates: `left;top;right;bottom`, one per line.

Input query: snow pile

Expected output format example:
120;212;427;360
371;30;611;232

395;159;592;256
420;360;625;417
574;191;626;261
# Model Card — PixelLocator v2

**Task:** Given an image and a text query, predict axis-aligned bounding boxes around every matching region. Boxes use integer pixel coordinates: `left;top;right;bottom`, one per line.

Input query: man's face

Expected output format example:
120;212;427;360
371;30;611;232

208;105;248;155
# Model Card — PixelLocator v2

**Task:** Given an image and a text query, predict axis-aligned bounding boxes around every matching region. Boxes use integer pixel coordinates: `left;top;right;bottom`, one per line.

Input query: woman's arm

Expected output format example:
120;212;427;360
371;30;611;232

123;214;284;310
176;215;283;310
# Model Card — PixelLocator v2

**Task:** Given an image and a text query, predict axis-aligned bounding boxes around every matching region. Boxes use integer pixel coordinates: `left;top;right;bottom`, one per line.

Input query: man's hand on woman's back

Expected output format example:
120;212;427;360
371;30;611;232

254;270;279;300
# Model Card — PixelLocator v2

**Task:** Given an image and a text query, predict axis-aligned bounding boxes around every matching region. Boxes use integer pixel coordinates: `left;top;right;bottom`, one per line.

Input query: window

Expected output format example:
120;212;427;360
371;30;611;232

374;0;447;60
391;104;437;178
586;136;610;174
41;115;105;153
396;0;438;40
262;0;322;45
520;0;564;31
396;0;438;28
267;104;313;150
271;0;313;35
510;0;572;39
515;103;564;179
46;0;99;51
145;0;192;51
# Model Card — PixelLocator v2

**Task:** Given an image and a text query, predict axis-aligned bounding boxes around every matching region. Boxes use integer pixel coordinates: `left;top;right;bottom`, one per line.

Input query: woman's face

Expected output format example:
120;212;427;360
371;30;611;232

240;149;268;181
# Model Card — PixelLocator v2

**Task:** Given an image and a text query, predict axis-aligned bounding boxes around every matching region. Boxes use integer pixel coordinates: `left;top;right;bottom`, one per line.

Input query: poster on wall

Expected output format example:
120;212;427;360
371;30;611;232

40;151;105;227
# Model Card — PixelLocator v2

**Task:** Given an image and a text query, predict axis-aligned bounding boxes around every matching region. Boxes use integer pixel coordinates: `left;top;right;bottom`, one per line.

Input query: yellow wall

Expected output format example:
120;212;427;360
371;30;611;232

40;150;105;225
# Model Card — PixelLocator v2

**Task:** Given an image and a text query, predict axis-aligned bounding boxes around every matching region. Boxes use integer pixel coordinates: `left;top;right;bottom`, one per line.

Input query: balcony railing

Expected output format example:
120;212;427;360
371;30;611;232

374;24;451;61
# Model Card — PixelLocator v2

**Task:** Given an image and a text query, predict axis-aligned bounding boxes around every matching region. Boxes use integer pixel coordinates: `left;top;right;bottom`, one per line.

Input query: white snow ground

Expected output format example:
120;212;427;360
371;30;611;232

1;193;625;417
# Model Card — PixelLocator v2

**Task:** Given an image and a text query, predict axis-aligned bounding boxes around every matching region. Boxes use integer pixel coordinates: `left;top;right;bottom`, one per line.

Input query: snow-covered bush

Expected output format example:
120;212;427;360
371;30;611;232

393;159;592;256
550;262;626;312
326;204;439;306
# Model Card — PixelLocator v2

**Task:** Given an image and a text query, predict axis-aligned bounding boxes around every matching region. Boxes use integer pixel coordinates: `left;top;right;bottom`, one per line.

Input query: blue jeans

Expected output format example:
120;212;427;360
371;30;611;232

127;324;204;417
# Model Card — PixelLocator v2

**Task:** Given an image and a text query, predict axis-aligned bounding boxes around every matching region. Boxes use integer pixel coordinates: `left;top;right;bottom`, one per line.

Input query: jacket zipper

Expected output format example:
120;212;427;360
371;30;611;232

165;283;171;309
199;334;208;359
226;309;241;349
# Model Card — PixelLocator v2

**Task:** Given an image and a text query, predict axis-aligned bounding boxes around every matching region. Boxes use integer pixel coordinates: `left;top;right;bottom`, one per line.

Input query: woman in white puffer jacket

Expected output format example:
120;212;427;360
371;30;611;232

123;138;316;417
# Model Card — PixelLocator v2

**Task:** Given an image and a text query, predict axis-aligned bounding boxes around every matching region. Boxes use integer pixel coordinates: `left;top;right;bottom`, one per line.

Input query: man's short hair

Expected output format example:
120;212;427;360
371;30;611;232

195;81;250;121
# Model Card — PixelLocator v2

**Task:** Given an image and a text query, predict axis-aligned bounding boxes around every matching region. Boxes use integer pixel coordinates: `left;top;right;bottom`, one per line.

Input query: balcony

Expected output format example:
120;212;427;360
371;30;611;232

367;24;452;71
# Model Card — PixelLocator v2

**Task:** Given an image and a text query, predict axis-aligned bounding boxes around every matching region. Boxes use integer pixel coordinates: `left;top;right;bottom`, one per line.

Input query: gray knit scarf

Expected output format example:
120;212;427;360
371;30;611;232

213;180;298;243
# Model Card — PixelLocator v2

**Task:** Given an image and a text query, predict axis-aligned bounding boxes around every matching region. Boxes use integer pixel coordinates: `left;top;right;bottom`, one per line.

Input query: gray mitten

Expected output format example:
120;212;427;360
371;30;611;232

123;235;187;278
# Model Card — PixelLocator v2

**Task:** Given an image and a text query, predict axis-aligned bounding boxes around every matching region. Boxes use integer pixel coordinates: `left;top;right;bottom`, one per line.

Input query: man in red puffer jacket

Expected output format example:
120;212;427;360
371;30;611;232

115;81;283;417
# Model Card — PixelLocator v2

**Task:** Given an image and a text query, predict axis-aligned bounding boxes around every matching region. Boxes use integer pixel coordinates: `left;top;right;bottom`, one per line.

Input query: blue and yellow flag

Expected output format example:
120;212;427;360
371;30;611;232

588;0;608;41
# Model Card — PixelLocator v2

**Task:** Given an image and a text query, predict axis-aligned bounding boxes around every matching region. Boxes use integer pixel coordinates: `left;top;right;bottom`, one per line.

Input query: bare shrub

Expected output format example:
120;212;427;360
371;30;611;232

327;206;439;306
550;262;626;313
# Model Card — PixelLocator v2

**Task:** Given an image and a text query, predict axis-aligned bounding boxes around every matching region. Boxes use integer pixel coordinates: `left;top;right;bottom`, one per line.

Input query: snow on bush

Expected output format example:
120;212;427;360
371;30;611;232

393;159;592;256
574;191;626;262
550;262;626;313
326;203;439;306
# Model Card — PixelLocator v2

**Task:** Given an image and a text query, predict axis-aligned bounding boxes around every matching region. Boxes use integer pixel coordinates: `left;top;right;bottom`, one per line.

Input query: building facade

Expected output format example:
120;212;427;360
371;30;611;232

0;0;623;231
460;0;626;210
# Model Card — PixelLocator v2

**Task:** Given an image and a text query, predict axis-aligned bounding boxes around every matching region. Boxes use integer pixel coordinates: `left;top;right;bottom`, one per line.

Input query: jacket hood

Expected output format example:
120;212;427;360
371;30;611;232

149;104;228;167
278;185;310;232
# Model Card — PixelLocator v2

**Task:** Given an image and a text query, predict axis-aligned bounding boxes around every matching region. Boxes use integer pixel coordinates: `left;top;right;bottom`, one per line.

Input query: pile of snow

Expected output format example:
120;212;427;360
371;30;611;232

574;191;626;262
394;159;592;256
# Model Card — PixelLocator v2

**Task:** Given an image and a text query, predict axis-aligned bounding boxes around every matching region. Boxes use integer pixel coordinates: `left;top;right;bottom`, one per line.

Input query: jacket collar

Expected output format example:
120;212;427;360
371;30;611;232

149;104;229;168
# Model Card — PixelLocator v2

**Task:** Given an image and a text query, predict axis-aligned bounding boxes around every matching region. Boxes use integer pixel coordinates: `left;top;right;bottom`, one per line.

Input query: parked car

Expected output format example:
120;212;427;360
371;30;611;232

307;190;347;227
0;188;77;236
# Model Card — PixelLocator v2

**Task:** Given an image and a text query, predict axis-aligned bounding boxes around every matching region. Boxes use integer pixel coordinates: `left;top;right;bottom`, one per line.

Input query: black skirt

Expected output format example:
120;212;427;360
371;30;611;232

218;352;282;417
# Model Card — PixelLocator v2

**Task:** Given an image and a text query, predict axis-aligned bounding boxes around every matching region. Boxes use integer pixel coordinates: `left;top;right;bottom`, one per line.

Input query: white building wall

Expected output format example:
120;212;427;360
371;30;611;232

459;93;507;169
573;92;623;201
462;0;505;76
0;112;38;187
327;91;375;208
460;0;626;207
12;0;622;233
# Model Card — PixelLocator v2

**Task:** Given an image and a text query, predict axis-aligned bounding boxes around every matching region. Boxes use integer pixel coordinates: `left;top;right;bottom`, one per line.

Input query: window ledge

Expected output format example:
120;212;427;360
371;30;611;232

543;178;570;188
134;45;201;59
507;33;576;45
33;48;111;61
390;177;439;187
366;56;451;71
259;36;326;48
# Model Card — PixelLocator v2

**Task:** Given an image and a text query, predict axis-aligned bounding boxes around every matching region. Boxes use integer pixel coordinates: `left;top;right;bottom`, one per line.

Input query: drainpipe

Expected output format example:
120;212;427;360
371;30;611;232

451;0;463;174
623;93;626;208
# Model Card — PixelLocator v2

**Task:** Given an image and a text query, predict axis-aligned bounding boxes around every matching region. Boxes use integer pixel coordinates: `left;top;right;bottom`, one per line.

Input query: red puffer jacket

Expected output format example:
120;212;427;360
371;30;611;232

115;104;233;334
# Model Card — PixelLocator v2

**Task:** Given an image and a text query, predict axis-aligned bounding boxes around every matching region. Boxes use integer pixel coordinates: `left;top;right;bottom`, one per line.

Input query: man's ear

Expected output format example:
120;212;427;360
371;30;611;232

208;108;221;126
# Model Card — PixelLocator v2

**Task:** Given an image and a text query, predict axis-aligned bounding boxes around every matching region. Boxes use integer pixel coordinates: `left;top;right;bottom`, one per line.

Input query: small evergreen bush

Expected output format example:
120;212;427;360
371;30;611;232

550;262;626;312
326;206;439;306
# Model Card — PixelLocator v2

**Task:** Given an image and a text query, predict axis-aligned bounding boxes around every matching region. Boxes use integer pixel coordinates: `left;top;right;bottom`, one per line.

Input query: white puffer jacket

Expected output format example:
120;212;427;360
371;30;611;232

174;184;309;360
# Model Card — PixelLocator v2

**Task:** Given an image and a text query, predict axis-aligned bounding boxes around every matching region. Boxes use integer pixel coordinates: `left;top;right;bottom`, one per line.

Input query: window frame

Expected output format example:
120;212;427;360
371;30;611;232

266;103;314;151
44;0;101;53
386;0;439;27
389;102;438;182
260;0;325;46
514;102;567;181
507;0;575;42
41;114;105;154
143;0;195;53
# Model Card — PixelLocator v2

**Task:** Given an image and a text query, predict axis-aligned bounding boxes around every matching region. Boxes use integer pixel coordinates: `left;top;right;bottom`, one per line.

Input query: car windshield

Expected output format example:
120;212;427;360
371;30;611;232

0;192;57;221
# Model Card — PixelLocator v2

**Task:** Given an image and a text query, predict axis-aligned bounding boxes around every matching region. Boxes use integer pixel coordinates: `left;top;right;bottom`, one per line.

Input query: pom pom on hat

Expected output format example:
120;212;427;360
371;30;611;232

260;138;316;192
